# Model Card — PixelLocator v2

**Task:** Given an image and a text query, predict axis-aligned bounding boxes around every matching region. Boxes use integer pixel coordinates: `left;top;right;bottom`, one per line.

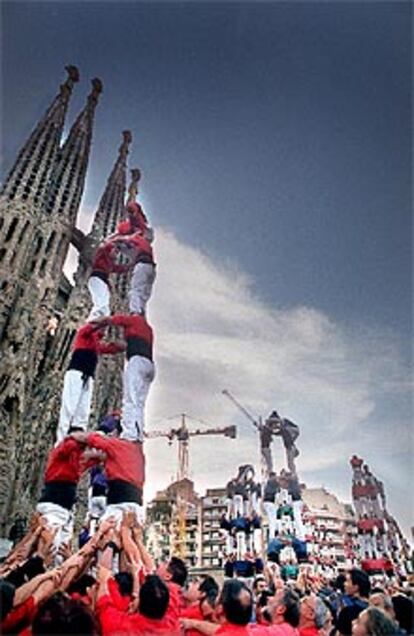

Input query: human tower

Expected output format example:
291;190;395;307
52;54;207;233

36;193;156;554
349;455;407;572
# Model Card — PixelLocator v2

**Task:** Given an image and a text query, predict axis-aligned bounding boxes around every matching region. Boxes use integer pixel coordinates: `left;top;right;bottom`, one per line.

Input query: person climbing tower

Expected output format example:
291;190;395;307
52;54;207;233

56;322;125;443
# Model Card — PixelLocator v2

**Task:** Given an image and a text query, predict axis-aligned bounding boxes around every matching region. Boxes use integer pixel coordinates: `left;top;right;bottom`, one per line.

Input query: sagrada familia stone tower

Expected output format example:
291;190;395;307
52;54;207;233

0;66;139;535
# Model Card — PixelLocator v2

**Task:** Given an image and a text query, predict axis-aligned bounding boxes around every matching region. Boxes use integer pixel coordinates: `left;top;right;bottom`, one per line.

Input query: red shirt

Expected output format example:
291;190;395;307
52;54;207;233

92;241;131;276
72;324;124;355
87;434;145;489
1;595;36;634
250;624;299;636
180;603;205;636
299;627;319;636
216;623;251;635
110;314;153;345
97;576;180;636
44;438;87;484
126;201;148;233
121;231;154;263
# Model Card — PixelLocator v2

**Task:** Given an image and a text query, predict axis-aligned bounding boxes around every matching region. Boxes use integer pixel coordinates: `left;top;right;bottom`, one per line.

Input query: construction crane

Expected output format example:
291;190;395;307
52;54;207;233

145;414;237;558
222;389;261;430
222;389;270;480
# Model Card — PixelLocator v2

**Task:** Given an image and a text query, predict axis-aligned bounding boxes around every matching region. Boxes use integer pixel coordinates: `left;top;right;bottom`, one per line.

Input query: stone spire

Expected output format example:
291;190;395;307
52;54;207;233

45;77;103;227
0;66;79;339
89;130;133;239
1;65;79;204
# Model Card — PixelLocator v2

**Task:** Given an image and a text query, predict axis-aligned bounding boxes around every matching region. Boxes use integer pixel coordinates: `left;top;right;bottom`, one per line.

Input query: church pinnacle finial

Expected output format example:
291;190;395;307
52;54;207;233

59;65;80;98
89;77;103;101
65;65;80;83
118;130;132;159
127;168;141;202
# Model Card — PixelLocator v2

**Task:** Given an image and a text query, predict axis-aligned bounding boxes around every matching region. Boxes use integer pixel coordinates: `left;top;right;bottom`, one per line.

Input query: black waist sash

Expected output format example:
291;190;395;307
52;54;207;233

68;349;98;377
90;270;109;284
91;484;107;497
126;337;152;361
39;481;76;510
107;480;143;505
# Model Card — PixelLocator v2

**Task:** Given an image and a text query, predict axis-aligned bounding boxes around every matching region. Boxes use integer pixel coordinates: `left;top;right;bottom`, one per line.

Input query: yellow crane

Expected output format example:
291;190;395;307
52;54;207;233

145;414;236;559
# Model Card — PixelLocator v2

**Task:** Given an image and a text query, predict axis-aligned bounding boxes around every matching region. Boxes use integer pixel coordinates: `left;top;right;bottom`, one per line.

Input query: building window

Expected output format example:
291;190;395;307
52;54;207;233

5;217;18;242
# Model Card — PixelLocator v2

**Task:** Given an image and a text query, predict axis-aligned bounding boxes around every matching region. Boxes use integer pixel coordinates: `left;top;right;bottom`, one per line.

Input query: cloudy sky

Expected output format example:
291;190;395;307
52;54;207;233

2;2;412;534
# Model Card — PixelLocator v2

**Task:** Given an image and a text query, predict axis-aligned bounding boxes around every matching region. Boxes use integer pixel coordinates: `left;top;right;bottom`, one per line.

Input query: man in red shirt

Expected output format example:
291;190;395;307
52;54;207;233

97;569;180;635
87;224;154;321
56;322;125;443
128;232;156;316
98;313;154;442
36;433;92;556
87;238;133;320
298;594;329;636
75;428;145;526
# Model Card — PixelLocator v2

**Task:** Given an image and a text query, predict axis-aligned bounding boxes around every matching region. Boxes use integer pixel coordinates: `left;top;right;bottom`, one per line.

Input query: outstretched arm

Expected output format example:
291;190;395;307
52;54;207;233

132;524;154;573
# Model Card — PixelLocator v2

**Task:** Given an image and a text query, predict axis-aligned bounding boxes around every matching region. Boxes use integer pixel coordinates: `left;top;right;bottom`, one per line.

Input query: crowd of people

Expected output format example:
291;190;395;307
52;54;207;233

1;510;413;635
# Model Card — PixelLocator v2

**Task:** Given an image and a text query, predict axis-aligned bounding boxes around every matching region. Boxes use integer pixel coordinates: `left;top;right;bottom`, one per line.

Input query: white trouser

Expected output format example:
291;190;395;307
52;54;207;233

129;262;156;314
225;498;233;516
292;500;305;539
87;275;110;320
360;534;373;558
121;355;155;442
101;502;144;528
88;495;107;535
232;495;244;517
354;499;364;517
263;501;277;540
226;534;234;554
251;492;261;515
56;370;94;443
370;497;382;518
36;502;73;564
253;528;262;553
236;531;246;559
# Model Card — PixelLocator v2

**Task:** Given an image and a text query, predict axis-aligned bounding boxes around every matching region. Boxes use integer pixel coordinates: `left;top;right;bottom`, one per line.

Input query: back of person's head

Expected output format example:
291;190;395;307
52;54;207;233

201;589;218;619
350;568;371;598
0;579;15;621
167;556;188;587
364;607;399;636
313;597;329;629
284;589;301;627
67;574;96;597
139;575;169;620
114;572;133;597
199;575;219;598
334;573;346;593
220;579;252;626
392;593;414;634
32;592;100;635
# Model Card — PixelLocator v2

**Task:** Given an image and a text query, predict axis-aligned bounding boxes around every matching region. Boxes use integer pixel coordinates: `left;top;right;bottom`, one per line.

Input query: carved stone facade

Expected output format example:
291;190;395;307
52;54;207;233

0;67;139;535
